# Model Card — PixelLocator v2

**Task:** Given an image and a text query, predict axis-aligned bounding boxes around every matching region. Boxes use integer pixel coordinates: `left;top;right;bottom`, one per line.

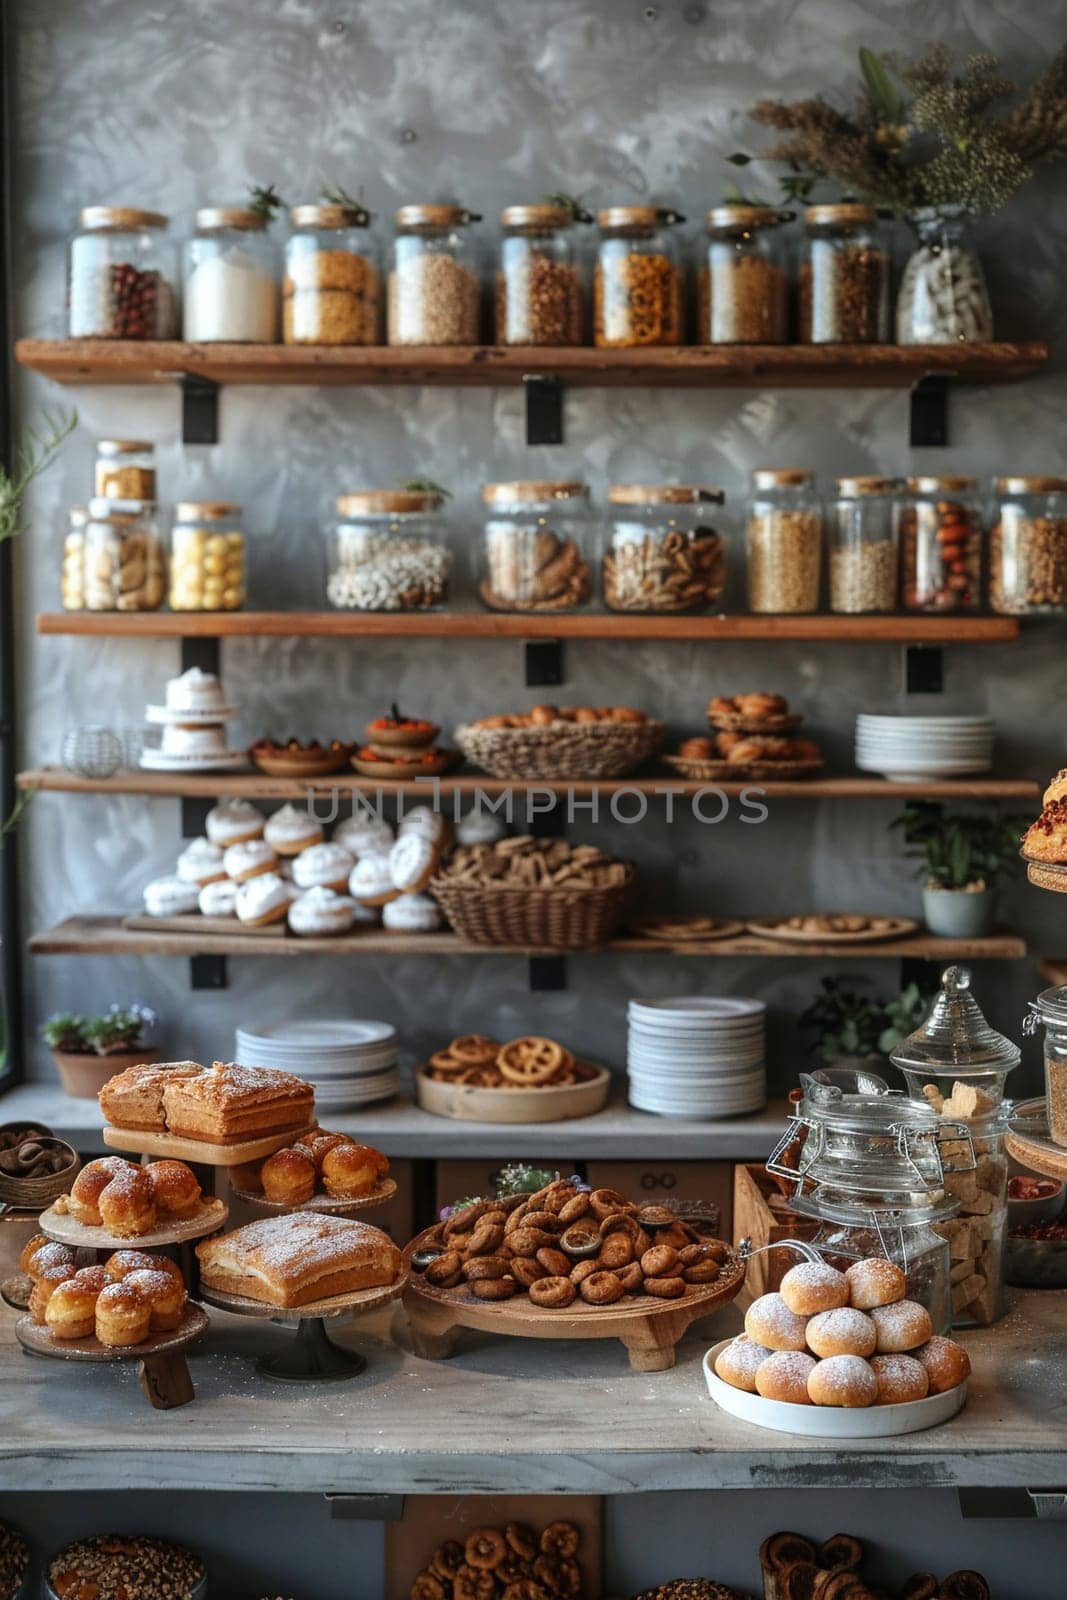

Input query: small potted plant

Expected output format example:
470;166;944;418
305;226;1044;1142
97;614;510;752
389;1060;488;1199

801;977;926;1068
41;1002;158;1098
892;803;1030;937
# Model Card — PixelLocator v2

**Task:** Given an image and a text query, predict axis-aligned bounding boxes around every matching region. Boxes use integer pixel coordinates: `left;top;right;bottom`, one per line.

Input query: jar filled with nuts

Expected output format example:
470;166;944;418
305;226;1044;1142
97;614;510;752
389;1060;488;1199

83;498;165;612
495;201;587;346
829;476;900;614
798;203;889;344
745;468;823;614
594;206;684;347
603;485;726;612
698;205;790;344
327;489;451;611
898;475;982;613
284;201;379;345
990;476;1067;615
94;439;156;501
68;207;178;339
184;208;278;342
169;502;246;611
388;204;481;346
60;506;88;611
481;481;592;611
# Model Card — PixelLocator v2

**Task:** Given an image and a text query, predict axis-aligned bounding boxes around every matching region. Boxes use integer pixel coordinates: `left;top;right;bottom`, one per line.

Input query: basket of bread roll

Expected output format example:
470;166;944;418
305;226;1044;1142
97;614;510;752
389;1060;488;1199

431;836;634;949
663;692;822;780
455;704;662;780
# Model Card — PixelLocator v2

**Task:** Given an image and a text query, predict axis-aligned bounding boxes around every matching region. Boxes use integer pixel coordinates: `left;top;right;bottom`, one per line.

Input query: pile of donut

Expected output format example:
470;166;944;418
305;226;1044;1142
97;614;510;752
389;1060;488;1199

715;1258;971;1408
411;1518;584;1600
52;1155;211;1239
21;1238;187;1347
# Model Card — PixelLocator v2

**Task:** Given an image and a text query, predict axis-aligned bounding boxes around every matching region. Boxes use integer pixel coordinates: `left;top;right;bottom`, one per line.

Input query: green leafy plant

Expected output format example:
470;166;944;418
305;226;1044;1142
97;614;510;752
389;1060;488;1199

0;409;77;547
892;802;1031;890
320;182;370;223
801;977;927;1063
40;1002;157;1057
0;789;34;838
542;192;593;223
248;183;285;223
398;477;452;500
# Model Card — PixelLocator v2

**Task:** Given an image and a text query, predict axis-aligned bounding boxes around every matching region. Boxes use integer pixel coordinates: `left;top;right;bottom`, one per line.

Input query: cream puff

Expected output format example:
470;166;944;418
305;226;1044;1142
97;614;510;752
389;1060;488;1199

349;853;399;906
176;837;227;887
291;842;356;893
224;838;279;882
143;875;200;917
388;832;439;893
198;878;239;918
264;803;325;857
95;1280;152;1347
397;805;449;846
288;886;357;937
455;809;507;847
382;892;442;932
206;798;266;847
236;872;291;926
333;814;395;858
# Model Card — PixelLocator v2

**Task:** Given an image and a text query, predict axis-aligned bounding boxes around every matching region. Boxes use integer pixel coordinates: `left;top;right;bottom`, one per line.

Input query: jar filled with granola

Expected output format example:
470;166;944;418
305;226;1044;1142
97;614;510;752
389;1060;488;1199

898;475;982;613
83;498;165;612
1027;984;1067;1149
594;206;684;348
829;476;899;614
603;485;726;612
698;205;789;344
745;468;822;613
184;208;278;342
481;481;592;611
990;476;1067;615
284;201;379;345
169;502;246;612
495;202;586;346
60;506;88;611
68;207;178;339
798;203;889;344
94;439;156;501
328;490;451;611
388;204;481;346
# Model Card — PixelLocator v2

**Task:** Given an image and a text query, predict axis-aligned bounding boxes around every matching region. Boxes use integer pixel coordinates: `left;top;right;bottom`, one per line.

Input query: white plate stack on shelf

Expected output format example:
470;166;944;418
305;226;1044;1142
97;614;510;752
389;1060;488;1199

854;713;994;782
141;665;247;772
626;996;767;1119
235;1019;399;1111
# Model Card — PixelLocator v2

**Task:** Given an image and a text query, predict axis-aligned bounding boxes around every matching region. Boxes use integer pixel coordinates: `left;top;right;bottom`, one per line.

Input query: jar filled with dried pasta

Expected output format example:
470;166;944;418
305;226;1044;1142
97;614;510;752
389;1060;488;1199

603;485;726;612
183;207;278;342
745;468;823;613
327;489;451;611
495;202;587;346
169;502;246;611
990;476;1067;615
798;203;889;344
481;481;592;612
594;206;684;348
94;439;156;501
83;498;165;612
68;206;178;339
60;506;88;611
898;475;982;613
698;205;789;344
284;201;379;345
829;475;900;614
388;204;481;346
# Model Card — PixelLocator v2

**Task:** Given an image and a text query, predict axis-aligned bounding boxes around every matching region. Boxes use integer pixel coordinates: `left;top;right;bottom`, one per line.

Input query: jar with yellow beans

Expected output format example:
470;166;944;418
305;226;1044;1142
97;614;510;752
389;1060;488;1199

169;501;246;611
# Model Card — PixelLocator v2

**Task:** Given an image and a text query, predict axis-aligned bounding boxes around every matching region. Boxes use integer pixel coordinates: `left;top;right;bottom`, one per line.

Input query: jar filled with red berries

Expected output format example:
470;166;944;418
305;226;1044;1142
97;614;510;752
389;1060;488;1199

897;474;982;613
68;206;178;339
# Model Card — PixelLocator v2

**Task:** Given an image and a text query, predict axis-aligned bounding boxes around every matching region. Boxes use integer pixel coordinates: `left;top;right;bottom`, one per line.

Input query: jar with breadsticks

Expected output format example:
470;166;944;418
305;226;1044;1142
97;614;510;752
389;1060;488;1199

496;200;587;345
603;484;726;612
82;497;165;612
699;204;790;343
59;505;88;611
989;475;1067;614
745;467;823;613
284;200;380;345
829;475;900;614
594;205;684;347
169;501;246;611
94;439;156;501
481;480;592;611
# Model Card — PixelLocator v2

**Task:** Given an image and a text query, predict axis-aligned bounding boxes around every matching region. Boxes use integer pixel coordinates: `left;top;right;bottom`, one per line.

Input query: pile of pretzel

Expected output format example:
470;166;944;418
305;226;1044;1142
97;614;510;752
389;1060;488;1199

423;1034;598;1090
411;1518;584;1600
437;837;628;890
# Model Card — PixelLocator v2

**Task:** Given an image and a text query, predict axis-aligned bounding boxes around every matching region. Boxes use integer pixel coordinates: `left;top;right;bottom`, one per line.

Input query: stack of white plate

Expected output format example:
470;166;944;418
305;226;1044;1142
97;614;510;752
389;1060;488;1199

855;714;994;781
627;997;766;1119
234;1019;399;1111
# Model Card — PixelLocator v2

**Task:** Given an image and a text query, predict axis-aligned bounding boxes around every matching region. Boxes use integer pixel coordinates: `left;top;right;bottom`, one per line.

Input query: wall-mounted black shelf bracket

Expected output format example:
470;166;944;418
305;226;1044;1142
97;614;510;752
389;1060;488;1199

525;639;564;687
190;954;228;991
909;376;950;448
905;644;944;694
180;636;221;675
524;373;564;445
529;955;566;991
180;373;220;446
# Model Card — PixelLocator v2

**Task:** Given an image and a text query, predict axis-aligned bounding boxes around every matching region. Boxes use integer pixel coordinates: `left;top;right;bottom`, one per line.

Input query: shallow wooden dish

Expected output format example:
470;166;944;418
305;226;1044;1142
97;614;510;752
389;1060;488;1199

251;744;353;777
745;914;919;945
227;1175;397;1216
630;915;745;943
415;1063;611;1125
102;1122;317;1167
38;1195;229;1250
15;1303;209;1410
351;748;457;780
663;754;823;782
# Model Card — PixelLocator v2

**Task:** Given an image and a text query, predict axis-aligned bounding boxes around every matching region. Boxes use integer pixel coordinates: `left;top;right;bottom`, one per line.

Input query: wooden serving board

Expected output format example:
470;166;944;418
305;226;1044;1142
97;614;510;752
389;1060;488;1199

630;916;745;943
351;748;458;779
124;913;286;938
15;1303;209;1409
227;1176;398;1216
414;1064;611;1125
385;1494;602;1600
199;1271;408;1321
745;915;919;945
38;1196;229;1251
103;1123;317;1167
251;749;353;777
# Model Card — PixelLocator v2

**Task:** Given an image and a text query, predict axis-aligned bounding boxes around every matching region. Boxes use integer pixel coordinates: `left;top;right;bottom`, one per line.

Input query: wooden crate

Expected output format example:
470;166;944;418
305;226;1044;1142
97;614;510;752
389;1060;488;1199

386;1495;602;1600
435;1158;578;1217
585;1159;733;1236
732;1163;820;1299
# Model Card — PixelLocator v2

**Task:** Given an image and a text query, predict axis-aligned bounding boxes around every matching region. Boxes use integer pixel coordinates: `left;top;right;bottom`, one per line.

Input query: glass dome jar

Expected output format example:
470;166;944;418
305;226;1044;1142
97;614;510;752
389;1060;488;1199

481;481;592;611
60;506;88;611
1025;984;1067;1149
699;205;789;344
68;206;178;339
603;485;726;612
594;206;684;348
388;204;481;346
283;202;379;345
745;467;822;613
496;203;586;346
82;498;165;612
798;202;888;344
990;475;1067;615
829;475;899;614
898;474;982;613
169;502;245;612
94;439;156;501
327;490;451;611
183;207;278;342
896;207;993;345
796;1191;956;1335
892;965;1021;1111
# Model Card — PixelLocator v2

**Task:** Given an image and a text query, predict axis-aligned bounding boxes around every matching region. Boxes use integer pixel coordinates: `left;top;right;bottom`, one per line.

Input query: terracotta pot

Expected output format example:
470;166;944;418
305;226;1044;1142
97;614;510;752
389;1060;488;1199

51;1046;156;1099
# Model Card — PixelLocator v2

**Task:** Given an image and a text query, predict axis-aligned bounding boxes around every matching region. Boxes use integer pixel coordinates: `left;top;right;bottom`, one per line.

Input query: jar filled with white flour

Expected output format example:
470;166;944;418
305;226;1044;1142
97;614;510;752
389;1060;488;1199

183;207;278;342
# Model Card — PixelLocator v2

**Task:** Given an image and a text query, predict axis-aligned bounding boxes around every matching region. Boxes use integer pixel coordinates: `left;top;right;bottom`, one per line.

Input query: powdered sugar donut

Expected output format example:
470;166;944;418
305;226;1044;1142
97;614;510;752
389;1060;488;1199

334;814;395;858
292;842;355;892
845;1258;907;1310
869;1299;933;1353
456;809;507;847
198;879;238;918
224;838;278;882
714;1334;773;1393
264;803;325;857
807;1354;878;1408
206;798;265;846
288;886;356;937
143;875;199;917
389;832;439;893
349;854;399;906
744;1292;809;1352
382;892;441;932
755;1349;817;1404
397;805;448;845
869;1353;929;1405
780;1261;849;1316
236;872;290;927
806;1307;877;1359
176;838;226;887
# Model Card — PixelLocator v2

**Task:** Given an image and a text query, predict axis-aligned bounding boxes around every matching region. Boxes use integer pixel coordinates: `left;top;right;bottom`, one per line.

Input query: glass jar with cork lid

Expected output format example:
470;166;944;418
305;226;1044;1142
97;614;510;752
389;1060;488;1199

284;201;379;345
990;476;1067;615
481;481;592;611
169;502;246;612
183;207;278;342
829;475;900;613
94;440;156;502
745;467;823;613
327;489;451;611
798;203;889;344
1026;984;1067;1150
699;205;790;344
388;204;481;346
898;474;982;613
603;485;726;612
68;207;178;339
594;207;684;348
495;202;587;346
83;499;165;612
60;507;88;611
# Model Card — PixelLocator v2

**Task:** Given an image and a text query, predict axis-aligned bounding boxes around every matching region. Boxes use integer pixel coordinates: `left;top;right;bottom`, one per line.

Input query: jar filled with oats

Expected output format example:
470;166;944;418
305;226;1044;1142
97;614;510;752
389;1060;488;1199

798;203;889;344
388;204;481;346
495;202;587;346
990;476;1067;615
594;206;684;348
745;468;823;613
898;475;982;613
169;501;246;612
94;439;156;501
699;205;790;344
284;202;379;345
327;489;451;611
603;485;726;612
83;498;165;612
829;475;900;614
60;506;88;611
481;481;592;611
68;206;178;339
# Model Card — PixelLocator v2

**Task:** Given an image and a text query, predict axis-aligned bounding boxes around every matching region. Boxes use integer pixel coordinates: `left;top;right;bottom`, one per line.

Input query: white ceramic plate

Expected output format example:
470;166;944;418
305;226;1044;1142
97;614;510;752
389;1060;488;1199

629;996;765;1020
141;749;249;772
238;1019;396;1049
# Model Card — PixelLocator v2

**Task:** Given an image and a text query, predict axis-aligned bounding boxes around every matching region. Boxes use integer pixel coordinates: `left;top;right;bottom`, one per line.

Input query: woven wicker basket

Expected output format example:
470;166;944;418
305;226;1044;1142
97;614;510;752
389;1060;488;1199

455;719;663;781
431;866;635;949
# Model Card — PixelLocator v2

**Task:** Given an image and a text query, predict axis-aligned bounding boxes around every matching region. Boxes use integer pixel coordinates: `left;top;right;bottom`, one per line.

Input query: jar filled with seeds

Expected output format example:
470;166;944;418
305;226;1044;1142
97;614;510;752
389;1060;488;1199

897;207;993;345
183;207;278;342
829;475;900;614
60;506;88;611
698;205;789;344
898;475;982;613
481;481;592;611
68;206;178;339
169;502;246;611
1027;983;1067;1149
83;498;165;612
594;206;684;348
327;489;451;611
283;201;379;345
990;476;1067;615
495;202;587;346
603;485;726;612
798;203;889;344
745;468;823;613
94;439;156;500
388;204;481;346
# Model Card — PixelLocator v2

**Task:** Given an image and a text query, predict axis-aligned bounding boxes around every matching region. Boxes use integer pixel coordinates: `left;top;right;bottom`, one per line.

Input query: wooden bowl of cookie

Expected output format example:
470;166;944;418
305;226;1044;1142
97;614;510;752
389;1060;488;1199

415;1034;612;1124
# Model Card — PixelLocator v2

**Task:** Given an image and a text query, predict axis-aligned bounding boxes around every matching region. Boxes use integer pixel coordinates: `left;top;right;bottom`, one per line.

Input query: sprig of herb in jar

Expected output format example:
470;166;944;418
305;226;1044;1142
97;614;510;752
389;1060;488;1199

542;191;593;223
320;182;371;224
248;183;285;223
398;478;452;501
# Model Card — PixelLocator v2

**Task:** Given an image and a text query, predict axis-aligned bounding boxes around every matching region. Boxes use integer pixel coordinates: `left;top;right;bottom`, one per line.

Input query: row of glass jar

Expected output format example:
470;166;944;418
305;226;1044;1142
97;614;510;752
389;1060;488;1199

62;497;245;613
67;200;984;348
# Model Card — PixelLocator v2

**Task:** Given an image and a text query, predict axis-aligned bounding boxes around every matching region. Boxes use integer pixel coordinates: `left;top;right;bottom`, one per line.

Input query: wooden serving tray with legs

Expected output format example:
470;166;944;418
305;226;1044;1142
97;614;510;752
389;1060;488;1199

15;1304;208;1410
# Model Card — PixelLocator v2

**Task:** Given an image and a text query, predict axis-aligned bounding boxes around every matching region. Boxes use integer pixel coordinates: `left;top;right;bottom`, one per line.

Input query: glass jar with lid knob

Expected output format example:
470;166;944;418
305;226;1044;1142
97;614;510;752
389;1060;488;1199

698;205;790;344
481;481;592;612
327;490;451;611
829;475;899;614
496;202;587;346
990;476;1067;615
183;207;278;342
94;439;156;501
594;206;684;348
388;204;481;346
169;502;246;612
603;485;726;612
798;202;889;344
284;201;379;345
68;207;178;339
83;498;165;612
745;467;823;613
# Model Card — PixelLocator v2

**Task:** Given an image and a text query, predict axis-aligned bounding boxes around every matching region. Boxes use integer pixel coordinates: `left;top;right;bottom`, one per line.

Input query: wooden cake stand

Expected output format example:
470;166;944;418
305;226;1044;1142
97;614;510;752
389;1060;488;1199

226;1176;397;1217
102;1123;317;1166
402;1228;746;1372
1006;1098;1067;1182
15;1304;209;1410
35;1197;229;1288
198;1273;409;1381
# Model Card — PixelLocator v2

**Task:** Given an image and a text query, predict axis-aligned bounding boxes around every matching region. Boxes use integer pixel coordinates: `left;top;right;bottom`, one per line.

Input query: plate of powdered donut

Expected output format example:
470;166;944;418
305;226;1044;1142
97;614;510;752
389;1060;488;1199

704;1257;970;1437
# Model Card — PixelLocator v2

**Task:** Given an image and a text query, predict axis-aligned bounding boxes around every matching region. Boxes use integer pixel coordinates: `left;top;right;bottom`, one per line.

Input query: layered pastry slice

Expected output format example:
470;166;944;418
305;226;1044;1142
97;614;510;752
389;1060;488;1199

196;1213;401;1307
161;1061;315;1145
98;1061;206;1131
